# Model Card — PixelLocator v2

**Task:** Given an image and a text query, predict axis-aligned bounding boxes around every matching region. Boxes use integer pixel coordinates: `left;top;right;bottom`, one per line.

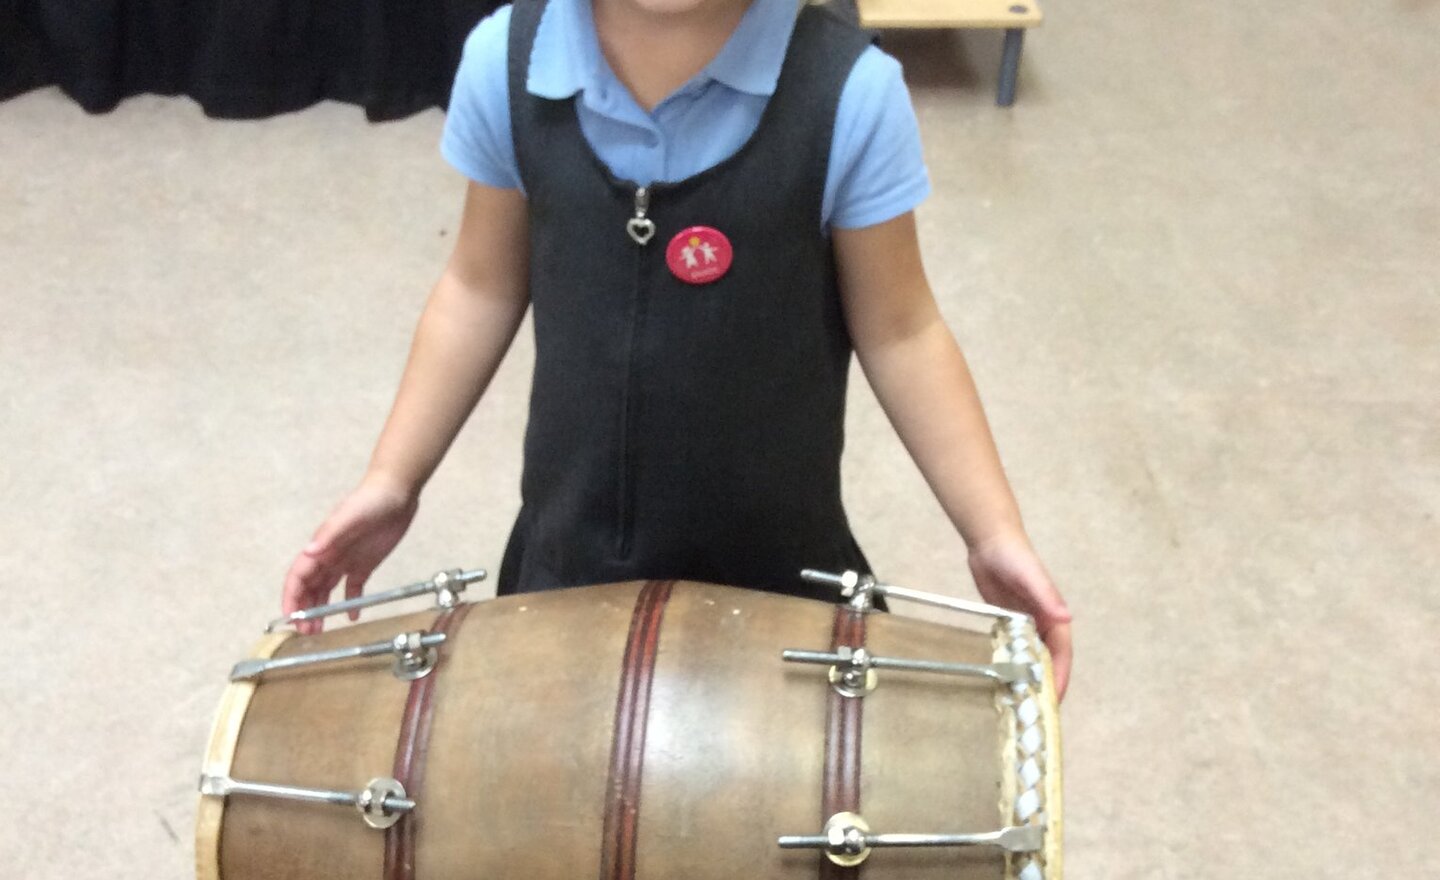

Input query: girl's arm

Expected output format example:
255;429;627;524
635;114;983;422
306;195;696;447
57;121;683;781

834;212;1073;697
366;181;531;494
280;182;529;629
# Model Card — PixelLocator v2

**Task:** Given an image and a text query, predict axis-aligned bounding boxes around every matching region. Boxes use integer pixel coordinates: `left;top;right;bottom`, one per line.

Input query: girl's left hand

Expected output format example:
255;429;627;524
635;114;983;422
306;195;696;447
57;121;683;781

968;534;1073;701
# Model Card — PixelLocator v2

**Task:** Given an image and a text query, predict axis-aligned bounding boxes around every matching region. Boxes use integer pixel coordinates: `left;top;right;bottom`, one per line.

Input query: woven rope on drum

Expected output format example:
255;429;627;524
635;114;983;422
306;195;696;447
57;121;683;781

997;617;1047;880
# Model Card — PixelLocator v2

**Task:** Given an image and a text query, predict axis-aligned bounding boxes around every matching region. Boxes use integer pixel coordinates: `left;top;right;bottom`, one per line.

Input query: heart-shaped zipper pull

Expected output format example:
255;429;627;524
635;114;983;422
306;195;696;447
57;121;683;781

626;217;655;245
627;186;654;246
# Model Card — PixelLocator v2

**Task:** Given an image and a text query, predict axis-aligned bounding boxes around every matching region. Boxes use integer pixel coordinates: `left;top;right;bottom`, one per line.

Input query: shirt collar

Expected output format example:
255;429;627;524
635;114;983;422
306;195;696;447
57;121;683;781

526;0;601;99
702;0;799;97
526;0;800;101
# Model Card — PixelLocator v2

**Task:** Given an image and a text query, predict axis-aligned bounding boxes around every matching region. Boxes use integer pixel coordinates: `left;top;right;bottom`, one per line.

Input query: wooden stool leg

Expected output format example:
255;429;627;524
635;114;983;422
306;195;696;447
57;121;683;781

997;27;1025;106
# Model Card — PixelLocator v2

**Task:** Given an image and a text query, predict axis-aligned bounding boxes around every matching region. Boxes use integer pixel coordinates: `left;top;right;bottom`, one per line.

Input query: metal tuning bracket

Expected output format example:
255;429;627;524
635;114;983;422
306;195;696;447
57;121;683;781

230;630;447;682
267;567;486;633
779;811;1045;866
830;647;878;698
199;774;415;830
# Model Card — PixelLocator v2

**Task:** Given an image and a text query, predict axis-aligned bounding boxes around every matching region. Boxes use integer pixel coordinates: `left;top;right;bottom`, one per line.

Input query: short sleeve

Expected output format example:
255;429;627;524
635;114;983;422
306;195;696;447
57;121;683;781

440;5;524;191
824;46;931;230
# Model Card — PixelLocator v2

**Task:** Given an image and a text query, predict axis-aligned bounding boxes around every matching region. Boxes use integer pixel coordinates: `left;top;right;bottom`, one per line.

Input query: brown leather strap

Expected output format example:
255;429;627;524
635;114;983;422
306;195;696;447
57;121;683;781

599;579;676;880
821;605;867;879
385;602;475;880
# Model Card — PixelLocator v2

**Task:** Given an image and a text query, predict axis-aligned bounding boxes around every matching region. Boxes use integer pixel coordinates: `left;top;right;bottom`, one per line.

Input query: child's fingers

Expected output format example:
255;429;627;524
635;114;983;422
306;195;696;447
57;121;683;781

282;552;324;614
306;563;345;633
1041;619;1072;701
285;552;345;635
343;570;373;621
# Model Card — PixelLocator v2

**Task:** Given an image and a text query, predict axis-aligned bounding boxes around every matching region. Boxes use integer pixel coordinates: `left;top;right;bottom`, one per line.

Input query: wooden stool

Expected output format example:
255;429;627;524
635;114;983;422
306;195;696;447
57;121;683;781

858;0;1043;106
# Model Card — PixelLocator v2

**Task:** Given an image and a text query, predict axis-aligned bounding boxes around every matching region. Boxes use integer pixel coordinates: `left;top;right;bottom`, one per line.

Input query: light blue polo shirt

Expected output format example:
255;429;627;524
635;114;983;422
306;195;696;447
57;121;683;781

441;0;930;231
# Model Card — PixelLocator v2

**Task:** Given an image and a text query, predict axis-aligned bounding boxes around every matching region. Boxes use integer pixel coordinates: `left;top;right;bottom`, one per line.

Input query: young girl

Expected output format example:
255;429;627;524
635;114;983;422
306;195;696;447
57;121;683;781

281;0;1073;695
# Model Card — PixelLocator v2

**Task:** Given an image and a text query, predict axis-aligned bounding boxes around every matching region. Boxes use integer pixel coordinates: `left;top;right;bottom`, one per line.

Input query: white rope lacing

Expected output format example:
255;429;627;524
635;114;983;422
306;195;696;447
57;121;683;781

1000;616;1048;880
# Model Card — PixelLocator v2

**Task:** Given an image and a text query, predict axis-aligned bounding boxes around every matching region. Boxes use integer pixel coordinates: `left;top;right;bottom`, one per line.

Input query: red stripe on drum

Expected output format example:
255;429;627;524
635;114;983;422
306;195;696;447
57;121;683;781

821;606;867;879
384;602;475;880
599;579;676;880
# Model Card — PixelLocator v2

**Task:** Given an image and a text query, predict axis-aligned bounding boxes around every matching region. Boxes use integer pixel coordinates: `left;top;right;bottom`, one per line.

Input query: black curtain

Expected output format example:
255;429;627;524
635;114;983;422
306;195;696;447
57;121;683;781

0;0;502;120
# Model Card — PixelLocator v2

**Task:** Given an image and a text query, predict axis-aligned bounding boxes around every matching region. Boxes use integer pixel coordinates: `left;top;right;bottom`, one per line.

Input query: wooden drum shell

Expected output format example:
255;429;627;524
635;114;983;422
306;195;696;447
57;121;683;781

197;580;1061;880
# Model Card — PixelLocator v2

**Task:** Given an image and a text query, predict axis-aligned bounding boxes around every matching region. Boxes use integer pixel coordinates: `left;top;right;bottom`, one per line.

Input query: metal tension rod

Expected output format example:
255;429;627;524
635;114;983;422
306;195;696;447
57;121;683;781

267;567;486;632
801;569;1031;622
778;811;1045;866
777;825;1044;855
230;631;447;682
199;775;415;830
781;646;1032;686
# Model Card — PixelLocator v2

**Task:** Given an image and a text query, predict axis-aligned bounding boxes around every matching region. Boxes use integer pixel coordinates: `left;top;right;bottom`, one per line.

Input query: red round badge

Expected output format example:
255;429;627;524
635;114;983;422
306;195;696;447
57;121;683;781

665;226;733;286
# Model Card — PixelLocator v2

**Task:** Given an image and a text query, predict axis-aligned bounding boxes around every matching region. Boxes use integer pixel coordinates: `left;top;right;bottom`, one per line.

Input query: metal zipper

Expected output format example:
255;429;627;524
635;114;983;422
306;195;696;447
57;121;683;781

617;186;652;557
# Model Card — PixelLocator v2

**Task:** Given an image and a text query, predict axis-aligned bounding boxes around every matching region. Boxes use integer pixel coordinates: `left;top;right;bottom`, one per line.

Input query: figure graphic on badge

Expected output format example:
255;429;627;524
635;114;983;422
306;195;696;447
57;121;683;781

680;236;719;269
680;237;701;269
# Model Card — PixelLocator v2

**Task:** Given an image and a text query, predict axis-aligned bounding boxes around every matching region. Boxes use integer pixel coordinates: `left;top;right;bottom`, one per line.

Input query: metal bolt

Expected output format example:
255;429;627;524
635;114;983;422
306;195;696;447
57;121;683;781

826;822;867;857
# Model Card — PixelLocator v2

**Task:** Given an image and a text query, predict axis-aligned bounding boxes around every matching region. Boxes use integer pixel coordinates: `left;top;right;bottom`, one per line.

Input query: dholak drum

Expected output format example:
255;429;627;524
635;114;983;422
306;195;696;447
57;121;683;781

197;569;1062;880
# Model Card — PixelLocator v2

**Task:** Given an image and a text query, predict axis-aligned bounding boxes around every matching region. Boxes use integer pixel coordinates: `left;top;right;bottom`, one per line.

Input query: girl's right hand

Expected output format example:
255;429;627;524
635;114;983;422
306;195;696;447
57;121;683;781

280;475;420;634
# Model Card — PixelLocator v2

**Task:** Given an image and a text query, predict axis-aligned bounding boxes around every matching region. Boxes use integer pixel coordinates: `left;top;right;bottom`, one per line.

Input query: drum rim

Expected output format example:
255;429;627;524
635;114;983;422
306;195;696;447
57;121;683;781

195;631;293;880
1040;645;1064;880
995;623;1064;880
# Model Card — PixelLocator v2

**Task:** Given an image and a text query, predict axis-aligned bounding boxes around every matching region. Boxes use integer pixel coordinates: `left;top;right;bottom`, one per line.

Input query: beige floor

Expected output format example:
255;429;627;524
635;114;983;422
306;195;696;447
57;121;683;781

2;0;1437;876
